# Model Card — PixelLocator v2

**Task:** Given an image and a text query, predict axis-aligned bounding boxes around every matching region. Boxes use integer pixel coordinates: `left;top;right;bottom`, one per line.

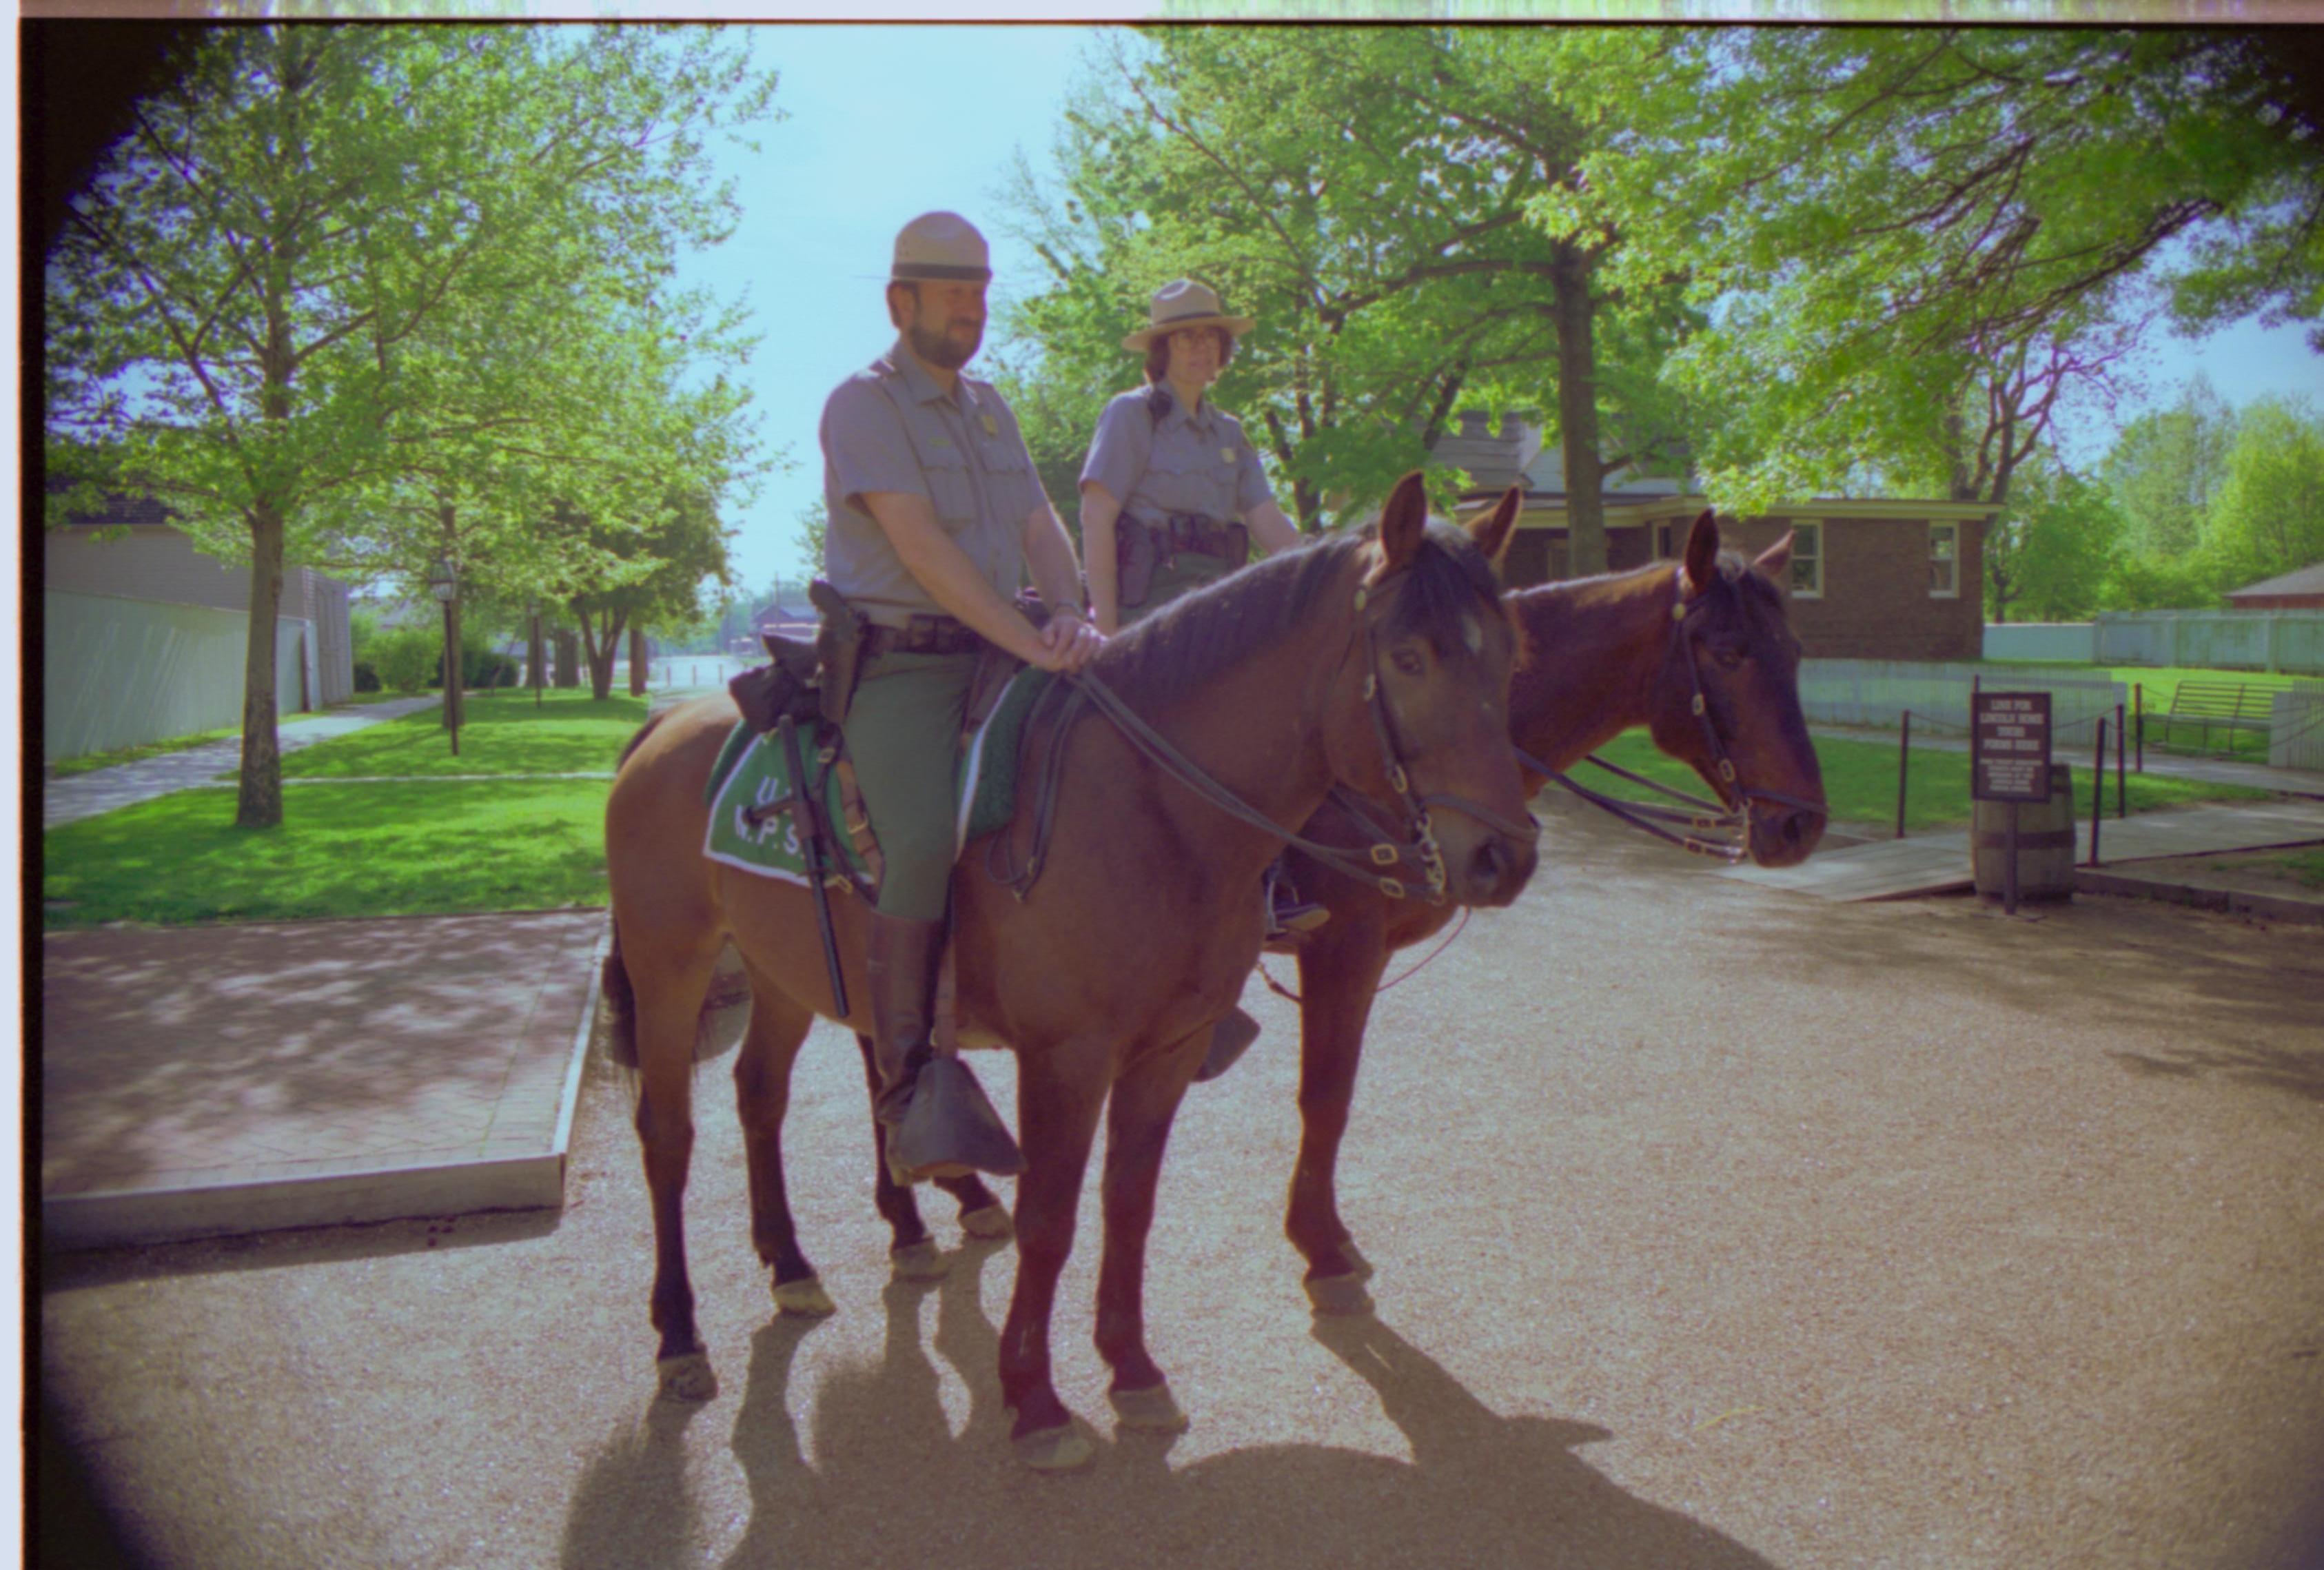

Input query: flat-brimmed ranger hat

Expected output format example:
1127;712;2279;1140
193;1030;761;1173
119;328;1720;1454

1121;279;1256;350
891;211;991;283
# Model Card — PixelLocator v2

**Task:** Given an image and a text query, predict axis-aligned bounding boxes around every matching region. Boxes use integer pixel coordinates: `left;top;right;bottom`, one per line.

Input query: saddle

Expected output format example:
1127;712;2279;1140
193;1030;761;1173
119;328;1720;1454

721;582;1052;896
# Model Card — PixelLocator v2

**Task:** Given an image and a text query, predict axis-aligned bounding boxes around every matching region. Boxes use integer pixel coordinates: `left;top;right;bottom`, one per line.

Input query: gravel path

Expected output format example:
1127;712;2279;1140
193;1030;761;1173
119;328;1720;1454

37;795;2324;1570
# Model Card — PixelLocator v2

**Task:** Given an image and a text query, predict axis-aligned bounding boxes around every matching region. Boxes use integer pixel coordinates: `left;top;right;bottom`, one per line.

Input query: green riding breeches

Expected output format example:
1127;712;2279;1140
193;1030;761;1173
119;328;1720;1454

844;649;979;920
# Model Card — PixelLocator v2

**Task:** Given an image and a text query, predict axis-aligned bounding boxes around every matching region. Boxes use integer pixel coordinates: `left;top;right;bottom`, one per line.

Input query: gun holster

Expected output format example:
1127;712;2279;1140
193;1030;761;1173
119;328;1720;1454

810;578;868;729
1116;518;1159;610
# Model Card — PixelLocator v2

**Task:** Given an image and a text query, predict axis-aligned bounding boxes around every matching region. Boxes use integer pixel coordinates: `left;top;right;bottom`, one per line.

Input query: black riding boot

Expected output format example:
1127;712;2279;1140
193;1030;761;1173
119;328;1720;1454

868;914;1025;1184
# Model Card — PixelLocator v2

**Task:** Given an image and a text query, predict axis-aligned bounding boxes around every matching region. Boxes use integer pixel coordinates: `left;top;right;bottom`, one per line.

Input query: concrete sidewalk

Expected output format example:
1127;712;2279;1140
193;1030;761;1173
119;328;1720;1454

43;694;442;829
1724;796;2324;903
39;908;606;1249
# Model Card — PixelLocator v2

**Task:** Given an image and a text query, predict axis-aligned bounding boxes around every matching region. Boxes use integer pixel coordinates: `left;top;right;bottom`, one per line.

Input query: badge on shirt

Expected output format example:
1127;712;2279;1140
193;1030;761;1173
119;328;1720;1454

982;414;999;436
930;435;953;449
1221;446;1236;463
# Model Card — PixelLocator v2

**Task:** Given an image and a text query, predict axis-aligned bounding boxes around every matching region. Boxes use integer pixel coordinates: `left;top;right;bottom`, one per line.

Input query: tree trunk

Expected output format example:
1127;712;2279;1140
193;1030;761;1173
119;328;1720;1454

628;624;649;696
575;604;624;701
1551;243;1607;579
234;501;288;828
553;629;580;688
528;615;547;702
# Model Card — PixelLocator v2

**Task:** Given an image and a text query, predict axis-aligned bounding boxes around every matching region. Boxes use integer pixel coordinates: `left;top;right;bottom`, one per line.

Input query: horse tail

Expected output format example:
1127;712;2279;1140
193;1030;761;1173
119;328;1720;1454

601;920;641;1072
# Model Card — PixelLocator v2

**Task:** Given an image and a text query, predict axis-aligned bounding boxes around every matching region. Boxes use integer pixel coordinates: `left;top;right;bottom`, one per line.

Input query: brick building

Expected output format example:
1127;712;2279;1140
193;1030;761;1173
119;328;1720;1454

1435;413;1998;662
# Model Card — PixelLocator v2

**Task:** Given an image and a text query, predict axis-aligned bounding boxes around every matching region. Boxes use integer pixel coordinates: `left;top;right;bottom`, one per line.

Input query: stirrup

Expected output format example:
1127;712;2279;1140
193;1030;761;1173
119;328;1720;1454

1195;1007;1261;1083
1263;862;1328;949
886;1054;1025;1184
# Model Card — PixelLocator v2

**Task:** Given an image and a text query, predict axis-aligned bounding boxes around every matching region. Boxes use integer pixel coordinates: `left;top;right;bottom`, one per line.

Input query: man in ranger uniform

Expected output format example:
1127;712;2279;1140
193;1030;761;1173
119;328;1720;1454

819;211;1104;1184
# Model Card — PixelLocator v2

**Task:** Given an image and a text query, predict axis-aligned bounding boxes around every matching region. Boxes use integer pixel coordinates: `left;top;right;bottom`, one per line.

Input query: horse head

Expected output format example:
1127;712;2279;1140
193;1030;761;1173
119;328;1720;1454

1647;511;1827;868
1327;474;1538;908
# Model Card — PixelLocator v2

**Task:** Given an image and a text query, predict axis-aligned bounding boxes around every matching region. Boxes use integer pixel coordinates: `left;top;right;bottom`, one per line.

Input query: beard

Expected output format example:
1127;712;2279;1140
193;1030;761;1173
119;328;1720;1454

907;317;981;370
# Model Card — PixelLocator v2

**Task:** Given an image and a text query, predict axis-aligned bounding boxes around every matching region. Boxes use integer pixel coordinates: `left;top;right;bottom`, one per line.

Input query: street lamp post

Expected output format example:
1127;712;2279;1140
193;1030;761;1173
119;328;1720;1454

429;555;460;757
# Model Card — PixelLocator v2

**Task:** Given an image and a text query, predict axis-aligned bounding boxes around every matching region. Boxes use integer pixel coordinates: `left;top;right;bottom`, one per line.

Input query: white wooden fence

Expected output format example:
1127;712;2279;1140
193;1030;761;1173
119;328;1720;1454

2094;611;2324;674
1799;659;2128;742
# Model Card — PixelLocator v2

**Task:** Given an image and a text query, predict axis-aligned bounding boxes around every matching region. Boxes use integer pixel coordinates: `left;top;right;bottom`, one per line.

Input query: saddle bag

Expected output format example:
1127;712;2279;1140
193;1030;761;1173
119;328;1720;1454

728;631;822;735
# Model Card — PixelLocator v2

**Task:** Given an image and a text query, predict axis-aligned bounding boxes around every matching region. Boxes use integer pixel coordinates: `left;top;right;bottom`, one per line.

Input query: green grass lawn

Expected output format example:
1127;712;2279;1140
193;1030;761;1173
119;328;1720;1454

274;688;653;778
41;779;613;928
1585;730;2275;835
47;724;240;779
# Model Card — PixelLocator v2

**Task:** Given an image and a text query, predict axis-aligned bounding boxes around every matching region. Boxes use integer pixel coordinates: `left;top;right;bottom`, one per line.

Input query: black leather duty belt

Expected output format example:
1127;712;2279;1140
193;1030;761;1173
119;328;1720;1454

863;615;986;659
1154;513;1247;562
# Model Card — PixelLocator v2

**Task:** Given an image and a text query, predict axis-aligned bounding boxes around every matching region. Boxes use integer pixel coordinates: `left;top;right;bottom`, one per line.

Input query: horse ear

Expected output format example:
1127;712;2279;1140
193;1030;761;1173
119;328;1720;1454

1377;471;1429;571
1753;529;1795;581
1682;509;1720;598
1467;485;1522;571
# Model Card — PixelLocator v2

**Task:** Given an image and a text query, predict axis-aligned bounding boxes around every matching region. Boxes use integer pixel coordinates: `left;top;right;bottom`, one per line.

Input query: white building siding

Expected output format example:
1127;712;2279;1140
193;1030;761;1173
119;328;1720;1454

45;591;311;762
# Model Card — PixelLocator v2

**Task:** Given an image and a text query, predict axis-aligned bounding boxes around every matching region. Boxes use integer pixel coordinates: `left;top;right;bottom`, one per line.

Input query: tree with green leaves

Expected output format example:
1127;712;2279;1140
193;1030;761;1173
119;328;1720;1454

1984;461;2126;623
2201;396;2324;590
44;23;777;825
2099;376;2240;560
1006;27;1697;571
1570;29;2324;514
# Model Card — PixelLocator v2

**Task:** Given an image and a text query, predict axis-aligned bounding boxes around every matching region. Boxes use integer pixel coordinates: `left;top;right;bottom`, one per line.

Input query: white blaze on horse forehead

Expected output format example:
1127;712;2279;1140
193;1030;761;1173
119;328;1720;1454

1460;612;1484;655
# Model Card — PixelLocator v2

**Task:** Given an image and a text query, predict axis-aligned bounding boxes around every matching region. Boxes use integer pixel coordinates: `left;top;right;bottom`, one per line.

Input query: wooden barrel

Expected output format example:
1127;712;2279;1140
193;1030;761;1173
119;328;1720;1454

1972;762;2076;901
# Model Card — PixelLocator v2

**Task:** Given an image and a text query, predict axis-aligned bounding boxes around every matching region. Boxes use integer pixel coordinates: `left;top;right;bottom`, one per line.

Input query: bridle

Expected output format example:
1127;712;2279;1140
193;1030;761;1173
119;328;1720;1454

990;564;1538;904
1518;571;1824;864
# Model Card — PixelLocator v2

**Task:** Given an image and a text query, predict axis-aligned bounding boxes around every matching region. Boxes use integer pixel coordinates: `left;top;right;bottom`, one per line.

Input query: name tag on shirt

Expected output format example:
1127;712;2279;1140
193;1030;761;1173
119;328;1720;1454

930;436;953;449
1221;447;1236;463
982;414;999;436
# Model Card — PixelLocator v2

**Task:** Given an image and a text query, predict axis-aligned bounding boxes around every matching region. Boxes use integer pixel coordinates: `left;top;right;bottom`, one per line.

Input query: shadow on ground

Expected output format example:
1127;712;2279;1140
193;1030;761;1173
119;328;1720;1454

558;1245;1773;1570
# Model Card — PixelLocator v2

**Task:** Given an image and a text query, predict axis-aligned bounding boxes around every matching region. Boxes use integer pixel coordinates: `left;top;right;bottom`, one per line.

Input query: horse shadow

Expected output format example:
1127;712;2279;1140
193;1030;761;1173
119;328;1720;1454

560;1244;1774;1570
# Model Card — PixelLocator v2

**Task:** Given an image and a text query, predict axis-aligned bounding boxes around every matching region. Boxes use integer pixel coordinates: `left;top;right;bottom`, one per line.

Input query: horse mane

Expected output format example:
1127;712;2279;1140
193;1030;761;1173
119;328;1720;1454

1513;547;1780;638
1093;522;1507;712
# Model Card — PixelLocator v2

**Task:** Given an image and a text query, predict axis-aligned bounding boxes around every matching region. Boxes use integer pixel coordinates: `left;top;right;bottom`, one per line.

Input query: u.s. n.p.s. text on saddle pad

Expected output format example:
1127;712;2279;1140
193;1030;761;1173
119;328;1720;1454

703;669;1061;888
703;722;876;888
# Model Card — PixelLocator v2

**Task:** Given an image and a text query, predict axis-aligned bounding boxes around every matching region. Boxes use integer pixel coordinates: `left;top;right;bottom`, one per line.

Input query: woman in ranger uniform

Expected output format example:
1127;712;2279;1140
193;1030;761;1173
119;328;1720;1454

1078;280;1314;1080
1078;279;1305;633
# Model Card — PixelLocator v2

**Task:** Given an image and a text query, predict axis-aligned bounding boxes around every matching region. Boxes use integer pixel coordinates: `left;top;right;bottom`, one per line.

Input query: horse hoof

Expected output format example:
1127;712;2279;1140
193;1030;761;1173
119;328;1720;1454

771;1276;837;1318
1341;1243;1375;1282
1108;1383;1190;1434
1012;1424;1094;1473
890;1240;950;1282
657;1351;717;1401
959;1203;1014;1242
1305;1272;1375;1318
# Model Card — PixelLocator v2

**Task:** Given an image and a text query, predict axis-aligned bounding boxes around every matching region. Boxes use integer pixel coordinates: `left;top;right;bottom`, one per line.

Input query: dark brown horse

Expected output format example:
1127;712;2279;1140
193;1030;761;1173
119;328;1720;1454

1279;511;1828;1314
602;474;1539;1470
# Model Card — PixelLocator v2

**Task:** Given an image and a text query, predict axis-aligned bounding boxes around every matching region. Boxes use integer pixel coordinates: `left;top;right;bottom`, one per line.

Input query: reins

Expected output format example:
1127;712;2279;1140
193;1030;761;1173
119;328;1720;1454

1524;573;1823;864
986;571;1534;904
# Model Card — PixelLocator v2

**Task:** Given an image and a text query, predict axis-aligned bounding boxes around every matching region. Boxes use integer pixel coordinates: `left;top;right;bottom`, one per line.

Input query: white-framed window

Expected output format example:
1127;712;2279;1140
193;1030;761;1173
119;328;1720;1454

1929;521;1959;597
1788;520;1822;598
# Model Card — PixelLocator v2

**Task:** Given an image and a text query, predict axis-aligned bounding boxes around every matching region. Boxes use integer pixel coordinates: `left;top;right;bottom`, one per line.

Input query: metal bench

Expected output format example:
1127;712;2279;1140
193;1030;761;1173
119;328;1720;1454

2157;680;2273;755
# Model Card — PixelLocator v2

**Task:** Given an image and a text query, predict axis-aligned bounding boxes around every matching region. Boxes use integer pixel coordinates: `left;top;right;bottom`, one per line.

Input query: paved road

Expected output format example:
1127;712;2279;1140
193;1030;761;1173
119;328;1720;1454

37;795;2324;1569
42;695;442;829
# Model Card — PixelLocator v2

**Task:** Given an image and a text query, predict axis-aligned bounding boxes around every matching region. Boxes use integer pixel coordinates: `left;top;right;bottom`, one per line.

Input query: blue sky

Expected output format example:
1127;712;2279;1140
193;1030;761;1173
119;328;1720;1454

680;23;2324;601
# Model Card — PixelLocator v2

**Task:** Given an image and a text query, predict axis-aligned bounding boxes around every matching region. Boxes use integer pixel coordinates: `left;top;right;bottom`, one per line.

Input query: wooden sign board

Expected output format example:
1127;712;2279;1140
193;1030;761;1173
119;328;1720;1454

1973;691;2052;803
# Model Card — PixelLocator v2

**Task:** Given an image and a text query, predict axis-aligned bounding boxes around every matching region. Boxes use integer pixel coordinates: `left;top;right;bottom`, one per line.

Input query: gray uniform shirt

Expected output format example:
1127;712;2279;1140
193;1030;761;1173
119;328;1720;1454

821;338;1043;626
1080;388;1273;529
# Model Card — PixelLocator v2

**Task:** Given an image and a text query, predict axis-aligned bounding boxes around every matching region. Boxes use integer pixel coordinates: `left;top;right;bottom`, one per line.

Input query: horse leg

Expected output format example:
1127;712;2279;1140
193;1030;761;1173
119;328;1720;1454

997;1046;1110;1471
732;966;834;1318
629;937;724;1398
1094;1034;1205;1435
1287;919;1394;1317
851;1032;1010;1275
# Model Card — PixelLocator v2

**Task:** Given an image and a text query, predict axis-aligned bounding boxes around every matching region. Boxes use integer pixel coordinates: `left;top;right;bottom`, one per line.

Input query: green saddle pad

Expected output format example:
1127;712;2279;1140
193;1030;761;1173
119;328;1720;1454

702;721;873;886
702;669;1065;886
956;668;1063;850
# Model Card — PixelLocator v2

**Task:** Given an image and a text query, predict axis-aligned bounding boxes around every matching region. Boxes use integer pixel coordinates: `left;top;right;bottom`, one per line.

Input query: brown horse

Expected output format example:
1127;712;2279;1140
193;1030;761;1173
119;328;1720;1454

602;473;1540;1469
1279;511;1829;1313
